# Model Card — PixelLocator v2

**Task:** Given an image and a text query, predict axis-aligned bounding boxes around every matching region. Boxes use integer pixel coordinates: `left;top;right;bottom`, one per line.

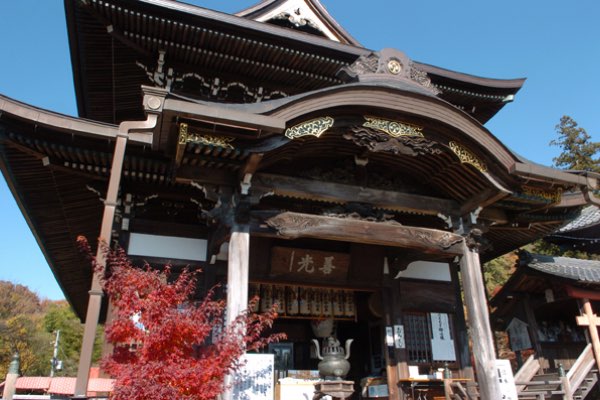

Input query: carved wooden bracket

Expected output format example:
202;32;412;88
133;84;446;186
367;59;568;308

264;211;463;255
343;126;442;156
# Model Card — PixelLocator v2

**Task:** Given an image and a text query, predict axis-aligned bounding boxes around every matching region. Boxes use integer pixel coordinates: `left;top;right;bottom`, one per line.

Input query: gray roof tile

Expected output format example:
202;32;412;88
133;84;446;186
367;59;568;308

526;253;600;283
558;205;600;232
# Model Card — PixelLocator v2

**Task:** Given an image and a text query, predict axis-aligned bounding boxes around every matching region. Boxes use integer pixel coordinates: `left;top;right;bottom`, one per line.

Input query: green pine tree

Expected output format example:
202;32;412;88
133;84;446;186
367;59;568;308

550;115;600;172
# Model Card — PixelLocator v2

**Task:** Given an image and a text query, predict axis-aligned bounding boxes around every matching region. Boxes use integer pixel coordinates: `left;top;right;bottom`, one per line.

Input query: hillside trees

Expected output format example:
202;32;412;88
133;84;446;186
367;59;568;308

0;281;52;377
0;282;96;378
43;301;103;376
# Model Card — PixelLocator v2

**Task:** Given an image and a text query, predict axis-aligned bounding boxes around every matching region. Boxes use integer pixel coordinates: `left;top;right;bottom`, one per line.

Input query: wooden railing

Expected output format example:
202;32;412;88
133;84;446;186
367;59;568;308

512;343;596;400
442;346;597;400
515;355;541;393
443;380;479;399
566;343;595;395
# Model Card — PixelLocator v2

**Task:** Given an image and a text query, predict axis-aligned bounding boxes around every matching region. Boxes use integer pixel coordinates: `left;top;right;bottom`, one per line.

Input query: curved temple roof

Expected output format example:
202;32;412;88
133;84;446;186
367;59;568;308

64;0;525;125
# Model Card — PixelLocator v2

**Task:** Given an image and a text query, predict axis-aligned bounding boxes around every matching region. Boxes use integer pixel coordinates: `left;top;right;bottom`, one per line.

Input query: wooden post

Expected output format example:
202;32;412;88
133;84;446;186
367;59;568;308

443;378;453;400
222;224;250;400
459;241;502;400
2;352;19;400
226;224;250;325
523;294;546;373
451;262;474;379
73;134;127;398
380;257;401;400
73;114;157;398
576;298;600;371
559;364;573;400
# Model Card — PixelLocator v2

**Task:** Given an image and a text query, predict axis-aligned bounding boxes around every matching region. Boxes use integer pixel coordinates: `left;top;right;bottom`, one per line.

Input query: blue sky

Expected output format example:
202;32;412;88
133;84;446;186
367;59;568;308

0;0;598;300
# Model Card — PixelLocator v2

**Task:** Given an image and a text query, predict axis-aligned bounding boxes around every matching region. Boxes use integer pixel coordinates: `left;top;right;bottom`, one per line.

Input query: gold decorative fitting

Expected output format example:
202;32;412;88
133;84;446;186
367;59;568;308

363;116;424;138
285;117;335;139
448;141;487;172
522;186;563;204
387;59;402;75
178;123;235;149
178;123;189;145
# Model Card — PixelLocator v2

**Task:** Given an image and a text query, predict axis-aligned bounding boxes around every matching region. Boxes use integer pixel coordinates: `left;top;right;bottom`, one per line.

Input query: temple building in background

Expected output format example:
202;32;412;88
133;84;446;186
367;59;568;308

1;0;599;399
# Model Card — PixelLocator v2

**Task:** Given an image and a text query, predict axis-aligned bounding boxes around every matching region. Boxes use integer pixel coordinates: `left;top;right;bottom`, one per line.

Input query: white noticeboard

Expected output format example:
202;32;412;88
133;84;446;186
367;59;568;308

507;318;532;352
394;325;405;349
232;354;274;400
430;313;456;361
494;359;518;400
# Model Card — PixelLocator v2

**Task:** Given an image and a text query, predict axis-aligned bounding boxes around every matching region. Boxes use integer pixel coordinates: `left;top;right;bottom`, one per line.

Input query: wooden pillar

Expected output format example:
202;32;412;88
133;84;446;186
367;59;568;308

222;224;250;400
73;134;127;398
226;224;250;325
576;298;600;371
381;285;400;400
2;352;19;400
73;114;157;398
459;241;502;400
523;294;545;372
450;262;475;381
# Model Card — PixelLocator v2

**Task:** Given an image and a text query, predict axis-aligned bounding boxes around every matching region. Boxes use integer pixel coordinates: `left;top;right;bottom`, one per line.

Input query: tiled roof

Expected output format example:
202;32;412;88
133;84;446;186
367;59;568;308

558;205;600;232
525;253;600;283
11;376;113;394
15;376;51;391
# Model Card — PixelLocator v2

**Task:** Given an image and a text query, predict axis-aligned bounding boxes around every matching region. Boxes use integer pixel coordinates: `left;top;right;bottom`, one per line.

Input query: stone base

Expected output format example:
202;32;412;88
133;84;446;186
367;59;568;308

313;380;354;400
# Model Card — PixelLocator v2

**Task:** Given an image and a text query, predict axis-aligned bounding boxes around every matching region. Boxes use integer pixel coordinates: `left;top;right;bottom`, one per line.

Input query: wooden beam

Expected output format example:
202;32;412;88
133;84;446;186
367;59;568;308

240;153;264;194
163;99;286;133
566;285;600;302
459;188;510;217
255;211;463;255
175;165;237;186
252;173;460;216
478;207;508;224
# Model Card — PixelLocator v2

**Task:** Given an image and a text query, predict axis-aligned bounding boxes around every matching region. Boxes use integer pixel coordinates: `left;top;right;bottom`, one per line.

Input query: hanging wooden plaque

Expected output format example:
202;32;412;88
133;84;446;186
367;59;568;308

270;246;350;282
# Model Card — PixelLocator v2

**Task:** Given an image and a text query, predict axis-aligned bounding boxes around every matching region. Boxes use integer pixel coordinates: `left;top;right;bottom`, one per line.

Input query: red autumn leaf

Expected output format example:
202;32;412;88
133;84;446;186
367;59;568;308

77;236;285;400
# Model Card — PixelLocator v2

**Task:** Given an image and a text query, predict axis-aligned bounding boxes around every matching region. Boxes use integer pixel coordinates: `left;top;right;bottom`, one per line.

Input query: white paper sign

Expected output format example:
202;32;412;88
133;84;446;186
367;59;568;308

494;359;518;400
385;326;395;347
430;313;456;361
394;325;405;349
232;354;274;400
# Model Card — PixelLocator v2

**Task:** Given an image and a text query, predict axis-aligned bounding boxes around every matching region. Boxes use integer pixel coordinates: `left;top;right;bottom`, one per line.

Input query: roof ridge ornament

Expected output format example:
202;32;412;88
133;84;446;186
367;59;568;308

338;49;441;95
236;0;361;45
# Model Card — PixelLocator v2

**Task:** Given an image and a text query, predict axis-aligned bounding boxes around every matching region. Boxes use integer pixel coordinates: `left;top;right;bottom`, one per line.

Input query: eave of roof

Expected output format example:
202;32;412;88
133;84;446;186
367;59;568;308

558;205;600;232
64;0;526;124
0;95;118;139
120;0;366;55
522;252;600;284
128;0;526;90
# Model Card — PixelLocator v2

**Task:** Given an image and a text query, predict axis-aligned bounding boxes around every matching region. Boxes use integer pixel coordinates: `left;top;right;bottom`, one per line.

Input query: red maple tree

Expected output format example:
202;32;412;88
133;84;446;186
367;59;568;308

78;237;284;400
